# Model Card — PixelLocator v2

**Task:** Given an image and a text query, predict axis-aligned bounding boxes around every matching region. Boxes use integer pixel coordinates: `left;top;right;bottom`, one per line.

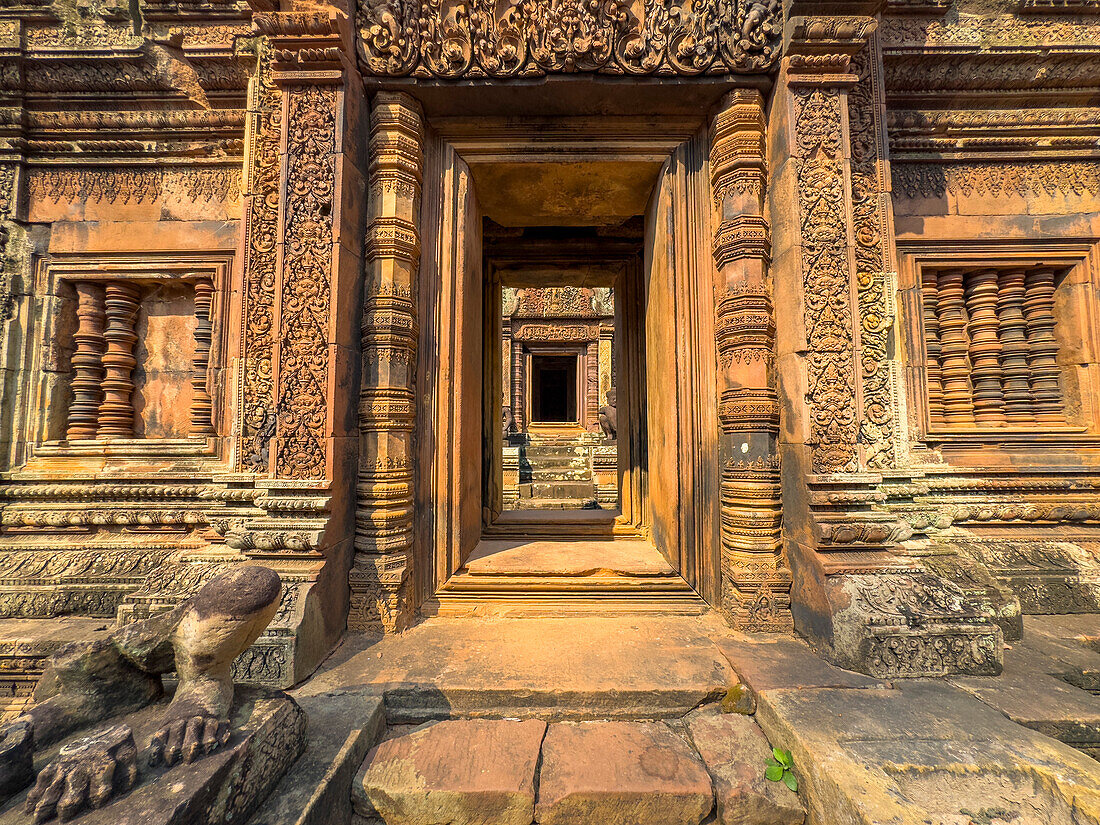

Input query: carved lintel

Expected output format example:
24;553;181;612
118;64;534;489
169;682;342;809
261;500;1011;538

355;0;782;79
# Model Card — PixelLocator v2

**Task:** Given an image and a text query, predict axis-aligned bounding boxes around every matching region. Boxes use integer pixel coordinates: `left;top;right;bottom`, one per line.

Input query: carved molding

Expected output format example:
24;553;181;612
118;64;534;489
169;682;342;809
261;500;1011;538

26;166;241;206
892;161;1100;199
356;0;782;79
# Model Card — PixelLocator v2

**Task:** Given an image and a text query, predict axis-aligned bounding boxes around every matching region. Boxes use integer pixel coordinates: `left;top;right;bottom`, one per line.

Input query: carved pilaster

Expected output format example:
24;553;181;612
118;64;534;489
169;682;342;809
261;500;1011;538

238;44;281;471
272;84;336;479
189;279;215;436
98;281;140;438
711;89;791;632
351;92;423;633
66;282;105;441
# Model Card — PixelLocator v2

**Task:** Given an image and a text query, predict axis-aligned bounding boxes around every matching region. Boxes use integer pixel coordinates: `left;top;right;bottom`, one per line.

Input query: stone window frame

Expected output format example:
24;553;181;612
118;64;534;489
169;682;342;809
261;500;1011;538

897;239;1100;448
26;252;232;460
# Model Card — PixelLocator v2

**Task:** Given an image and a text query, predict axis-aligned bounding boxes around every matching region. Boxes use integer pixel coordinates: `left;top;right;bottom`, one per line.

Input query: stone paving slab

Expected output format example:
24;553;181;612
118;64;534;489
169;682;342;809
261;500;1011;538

352;718;546;825
949;616;1100;758
715;633;891;694
685;705;804;825
535;721;714;825
298;616;734;722
752;679;1100;825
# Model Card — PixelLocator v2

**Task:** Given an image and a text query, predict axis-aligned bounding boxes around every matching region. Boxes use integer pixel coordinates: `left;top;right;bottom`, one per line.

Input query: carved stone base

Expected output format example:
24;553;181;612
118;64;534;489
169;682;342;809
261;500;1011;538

0;687;305;825
812;571;1004;679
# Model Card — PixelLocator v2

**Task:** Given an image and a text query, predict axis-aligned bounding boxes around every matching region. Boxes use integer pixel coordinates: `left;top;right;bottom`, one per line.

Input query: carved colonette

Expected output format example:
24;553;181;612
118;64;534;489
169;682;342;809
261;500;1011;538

770;16;1002;678
350;93;422;633
710;90;792;632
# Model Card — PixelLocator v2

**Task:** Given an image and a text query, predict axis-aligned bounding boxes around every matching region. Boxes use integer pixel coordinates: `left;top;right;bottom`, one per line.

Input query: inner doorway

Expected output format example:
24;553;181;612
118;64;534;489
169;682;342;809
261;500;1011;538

531;354;577;423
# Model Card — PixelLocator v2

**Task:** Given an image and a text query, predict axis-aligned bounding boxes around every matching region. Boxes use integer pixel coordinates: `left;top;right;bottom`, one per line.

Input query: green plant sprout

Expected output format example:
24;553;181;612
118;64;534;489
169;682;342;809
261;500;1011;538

765;747;798;792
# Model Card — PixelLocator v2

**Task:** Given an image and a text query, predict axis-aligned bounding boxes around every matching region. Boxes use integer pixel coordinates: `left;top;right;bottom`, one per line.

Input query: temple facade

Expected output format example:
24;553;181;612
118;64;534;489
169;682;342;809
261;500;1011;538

0;0;1099;704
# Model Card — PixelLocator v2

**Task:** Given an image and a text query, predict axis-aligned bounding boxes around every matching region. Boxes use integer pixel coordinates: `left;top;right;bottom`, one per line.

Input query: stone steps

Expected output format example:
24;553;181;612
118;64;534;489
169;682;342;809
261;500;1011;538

351;710;805;825
519;481;597;500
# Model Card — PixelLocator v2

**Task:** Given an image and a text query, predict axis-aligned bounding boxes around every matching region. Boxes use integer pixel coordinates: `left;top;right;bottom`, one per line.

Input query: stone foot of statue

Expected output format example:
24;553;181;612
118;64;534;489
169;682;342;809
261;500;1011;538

0;564;282;811
148;565;281;767
25;724;137;824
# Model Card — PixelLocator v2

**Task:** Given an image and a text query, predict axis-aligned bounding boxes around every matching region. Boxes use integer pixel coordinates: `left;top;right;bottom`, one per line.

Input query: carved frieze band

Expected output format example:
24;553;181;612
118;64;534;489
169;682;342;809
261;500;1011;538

356;0;782;79
272;84;336;480
352;93;424;633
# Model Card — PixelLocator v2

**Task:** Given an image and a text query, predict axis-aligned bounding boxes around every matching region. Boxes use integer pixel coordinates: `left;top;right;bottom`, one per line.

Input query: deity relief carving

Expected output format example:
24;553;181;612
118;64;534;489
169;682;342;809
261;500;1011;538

356;0;782;79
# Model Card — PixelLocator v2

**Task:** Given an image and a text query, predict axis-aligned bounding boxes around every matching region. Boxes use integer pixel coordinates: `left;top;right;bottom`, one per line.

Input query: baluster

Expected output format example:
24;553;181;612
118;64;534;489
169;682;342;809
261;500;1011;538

996;267;1033;423
964;267;1006;425
1023;266;1064;423
935;268;975;425
66;282;105;440
190;279;216;436
98;281;141;437
921;269;945;427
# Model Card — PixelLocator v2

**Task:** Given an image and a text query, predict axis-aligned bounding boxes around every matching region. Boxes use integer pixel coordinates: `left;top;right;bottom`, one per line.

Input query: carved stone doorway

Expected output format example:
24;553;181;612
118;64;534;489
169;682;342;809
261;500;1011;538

359;92;787;628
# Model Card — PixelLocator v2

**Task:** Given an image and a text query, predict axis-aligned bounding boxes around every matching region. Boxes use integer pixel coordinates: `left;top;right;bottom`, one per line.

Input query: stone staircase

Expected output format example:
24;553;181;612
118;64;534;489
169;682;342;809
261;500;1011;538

518;438;598;509
351;709;805;825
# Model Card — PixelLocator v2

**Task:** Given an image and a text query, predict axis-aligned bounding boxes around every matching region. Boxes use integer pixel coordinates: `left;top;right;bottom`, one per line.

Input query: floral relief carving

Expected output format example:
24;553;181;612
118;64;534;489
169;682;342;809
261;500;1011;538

795;88;859;474
356;0;782;79
273;85;336;480
240;47;281;472
848;45;896;470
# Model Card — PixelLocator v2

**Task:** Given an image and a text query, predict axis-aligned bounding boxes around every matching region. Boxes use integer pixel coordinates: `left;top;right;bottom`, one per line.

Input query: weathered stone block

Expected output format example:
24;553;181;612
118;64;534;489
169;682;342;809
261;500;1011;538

686;705;804;825
535;721;713;825
352;719;545;825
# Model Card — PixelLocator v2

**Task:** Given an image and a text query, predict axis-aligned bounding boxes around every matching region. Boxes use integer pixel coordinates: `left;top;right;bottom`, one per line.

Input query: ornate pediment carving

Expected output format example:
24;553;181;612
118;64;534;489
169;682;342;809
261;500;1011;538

355;0;782;79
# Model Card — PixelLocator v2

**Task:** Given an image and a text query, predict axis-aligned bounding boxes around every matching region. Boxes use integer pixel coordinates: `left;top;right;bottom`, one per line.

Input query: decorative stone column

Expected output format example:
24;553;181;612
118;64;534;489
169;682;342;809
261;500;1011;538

98;281;141;438
768;15;1002;678
350;92;423;633
189;279;215;436
66;282;105;440
710;90;791;632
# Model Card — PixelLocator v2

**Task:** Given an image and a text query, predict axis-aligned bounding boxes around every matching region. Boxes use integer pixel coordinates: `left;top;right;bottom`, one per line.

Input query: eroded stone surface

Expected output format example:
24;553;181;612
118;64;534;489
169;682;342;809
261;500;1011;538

0;688;305;825
685;706;804;825
352;719;546;825
300;615;734;722
535;721;713;825
752;680;1100;825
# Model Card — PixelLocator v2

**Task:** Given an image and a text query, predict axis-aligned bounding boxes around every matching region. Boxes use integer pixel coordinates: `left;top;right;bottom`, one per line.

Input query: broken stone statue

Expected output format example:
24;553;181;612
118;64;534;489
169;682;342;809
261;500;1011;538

598;392;617;440
0;565;299;824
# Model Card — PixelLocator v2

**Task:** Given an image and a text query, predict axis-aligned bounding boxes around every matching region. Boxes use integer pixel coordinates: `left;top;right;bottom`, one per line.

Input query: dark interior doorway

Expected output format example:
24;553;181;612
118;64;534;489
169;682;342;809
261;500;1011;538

531;354;577;422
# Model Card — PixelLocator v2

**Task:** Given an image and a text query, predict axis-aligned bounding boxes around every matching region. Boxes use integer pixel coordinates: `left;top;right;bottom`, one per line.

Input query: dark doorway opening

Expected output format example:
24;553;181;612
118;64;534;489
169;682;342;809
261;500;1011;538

531;354;577;422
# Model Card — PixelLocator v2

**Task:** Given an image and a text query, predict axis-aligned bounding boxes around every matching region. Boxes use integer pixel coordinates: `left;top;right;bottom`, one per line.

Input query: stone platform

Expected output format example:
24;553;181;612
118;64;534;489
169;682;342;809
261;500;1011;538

291;614;1100;825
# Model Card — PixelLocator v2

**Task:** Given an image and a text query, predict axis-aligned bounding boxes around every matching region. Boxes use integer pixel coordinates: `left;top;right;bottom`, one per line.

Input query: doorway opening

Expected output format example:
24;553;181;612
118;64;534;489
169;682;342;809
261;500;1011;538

416;119;719;617
531;354;577;423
